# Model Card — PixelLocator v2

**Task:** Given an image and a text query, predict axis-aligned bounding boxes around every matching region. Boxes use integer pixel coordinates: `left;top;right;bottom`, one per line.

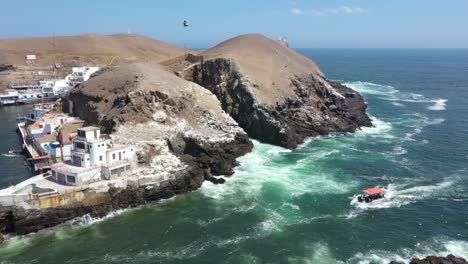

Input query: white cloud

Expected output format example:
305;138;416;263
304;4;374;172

310;10;326;17
309;6;367;16
290;8;305;15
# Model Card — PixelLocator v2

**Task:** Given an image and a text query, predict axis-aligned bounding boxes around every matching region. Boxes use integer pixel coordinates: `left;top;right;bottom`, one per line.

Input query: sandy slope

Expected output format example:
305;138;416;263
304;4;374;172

202;34;330;105
0;34;186;66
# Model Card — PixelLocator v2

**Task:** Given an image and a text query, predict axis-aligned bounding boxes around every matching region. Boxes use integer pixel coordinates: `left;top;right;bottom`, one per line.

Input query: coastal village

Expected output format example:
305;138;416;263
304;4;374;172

0;62;144;210
0;33;373;236
0;49;243;216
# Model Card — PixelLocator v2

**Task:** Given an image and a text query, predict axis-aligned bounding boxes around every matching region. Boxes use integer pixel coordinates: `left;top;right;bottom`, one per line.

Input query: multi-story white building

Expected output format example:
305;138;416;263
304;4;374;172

51;127;135;186
40;79;70;97
66;67;99;87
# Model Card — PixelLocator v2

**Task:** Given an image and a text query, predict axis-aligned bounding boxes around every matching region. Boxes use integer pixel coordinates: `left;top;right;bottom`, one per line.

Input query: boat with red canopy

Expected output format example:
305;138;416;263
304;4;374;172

358;187;386;203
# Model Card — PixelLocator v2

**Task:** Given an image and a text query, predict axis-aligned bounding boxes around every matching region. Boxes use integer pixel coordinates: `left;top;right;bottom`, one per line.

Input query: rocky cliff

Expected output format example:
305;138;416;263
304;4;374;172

390;254;467;264
189;34;371;148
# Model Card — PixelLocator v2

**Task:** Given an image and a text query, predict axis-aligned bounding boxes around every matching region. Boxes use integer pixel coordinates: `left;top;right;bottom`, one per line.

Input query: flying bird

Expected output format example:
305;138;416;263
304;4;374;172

183;20;189;27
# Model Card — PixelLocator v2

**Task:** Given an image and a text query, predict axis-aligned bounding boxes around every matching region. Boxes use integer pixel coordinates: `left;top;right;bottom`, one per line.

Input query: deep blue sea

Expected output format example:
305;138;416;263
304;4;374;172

1;49;468;263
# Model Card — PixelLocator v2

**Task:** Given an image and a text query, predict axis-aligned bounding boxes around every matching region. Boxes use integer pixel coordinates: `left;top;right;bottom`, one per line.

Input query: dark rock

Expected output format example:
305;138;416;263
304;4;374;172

0;64;16;72
190;59;372;149
409;255;467;264
206;175;226;184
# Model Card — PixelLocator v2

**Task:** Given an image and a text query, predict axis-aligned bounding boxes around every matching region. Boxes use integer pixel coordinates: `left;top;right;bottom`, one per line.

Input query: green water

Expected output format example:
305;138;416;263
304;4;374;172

1;50;468;263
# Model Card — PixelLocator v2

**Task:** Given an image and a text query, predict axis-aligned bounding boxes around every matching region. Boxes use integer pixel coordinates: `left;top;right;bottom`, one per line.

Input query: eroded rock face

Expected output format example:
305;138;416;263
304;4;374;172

65;63;253;178
389;255;468;264
191;57;371;149
180;34;372;148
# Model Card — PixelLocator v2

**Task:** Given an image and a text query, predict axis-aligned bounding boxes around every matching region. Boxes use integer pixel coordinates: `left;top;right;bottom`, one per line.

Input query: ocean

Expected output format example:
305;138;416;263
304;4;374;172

1;49;468;263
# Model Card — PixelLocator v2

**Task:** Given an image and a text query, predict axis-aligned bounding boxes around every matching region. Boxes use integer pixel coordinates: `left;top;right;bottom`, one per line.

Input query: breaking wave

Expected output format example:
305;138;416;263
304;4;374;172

285;238;468;264
428;99;448;111
346;238;468;264
344;81;447;110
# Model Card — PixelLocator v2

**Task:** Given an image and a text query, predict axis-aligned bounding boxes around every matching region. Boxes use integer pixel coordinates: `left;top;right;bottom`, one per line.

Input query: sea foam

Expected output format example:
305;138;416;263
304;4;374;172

346;238;468;264
428;99;448;111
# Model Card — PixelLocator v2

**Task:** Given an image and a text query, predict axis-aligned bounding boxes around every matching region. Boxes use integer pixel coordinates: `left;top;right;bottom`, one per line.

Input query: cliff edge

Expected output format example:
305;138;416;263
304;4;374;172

190;34;372;148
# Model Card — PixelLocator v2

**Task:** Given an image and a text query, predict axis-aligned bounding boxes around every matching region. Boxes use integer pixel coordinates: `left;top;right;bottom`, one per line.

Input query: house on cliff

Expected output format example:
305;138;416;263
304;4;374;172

50;127;136;186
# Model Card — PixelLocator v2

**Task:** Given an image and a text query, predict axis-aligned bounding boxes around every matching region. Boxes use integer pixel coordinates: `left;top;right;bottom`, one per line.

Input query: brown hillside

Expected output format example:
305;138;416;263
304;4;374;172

201;33;329;105
0;34;186;67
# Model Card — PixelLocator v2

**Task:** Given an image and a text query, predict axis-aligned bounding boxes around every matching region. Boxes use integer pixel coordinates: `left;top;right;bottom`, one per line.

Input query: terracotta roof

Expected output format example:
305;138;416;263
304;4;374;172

35;121;84;144
362;187;385;195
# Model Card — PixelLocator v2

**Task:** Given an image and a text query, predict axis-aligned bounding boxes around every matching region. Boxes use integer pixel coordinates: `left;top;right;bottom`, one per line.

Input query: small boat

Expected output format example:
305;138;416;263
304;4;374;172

357;187;386;203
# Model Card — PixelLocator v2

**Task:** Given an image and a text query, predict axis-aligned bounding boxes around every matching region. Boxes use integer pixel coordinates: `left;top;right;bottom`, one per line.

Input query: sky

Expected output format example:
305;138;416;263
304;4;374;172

2;0;468;48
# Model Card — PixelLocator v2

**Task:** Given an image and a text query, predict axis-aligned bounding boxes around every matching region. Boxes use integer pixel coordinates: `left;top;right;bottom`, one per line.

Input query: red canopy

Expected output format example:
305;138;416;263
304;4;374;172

362;187;385;195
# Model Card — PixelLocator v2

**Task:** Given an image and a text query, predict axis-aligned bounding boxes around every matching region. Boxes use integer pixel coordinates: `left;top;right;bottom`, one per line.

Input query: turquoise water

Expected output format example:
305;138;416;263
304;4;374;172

1;49;468;263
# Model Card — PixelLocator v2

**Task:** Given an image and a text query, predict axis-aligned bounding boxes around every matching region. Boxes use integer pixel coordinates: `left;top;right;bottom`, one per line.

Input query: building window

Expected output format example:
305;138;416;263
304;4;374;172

99;156;103;161
77;130;85;138
112;153;116;159
57;173;66;183
67;175;76;184
75;142;85;149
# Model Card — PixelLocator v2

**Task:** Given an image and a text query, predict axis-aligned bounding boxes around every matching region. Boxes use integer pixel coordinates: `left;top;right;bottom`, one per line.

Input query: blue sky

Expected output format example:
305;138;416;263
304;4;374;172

2;0;468;48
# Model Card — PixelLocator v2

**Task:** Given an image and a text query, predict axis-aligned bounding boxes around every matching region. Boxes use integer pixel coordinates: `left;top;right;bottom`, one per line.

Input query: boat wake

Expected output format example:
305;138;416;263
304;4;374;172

350;180;456;210
1;153;18;158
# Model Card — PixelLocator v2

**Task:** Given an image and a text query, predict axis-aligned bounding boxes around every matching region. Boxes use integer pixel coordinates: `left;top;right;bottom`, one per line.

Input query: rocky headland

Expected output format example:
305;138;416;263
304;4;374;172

1;34;372;236
188;34;372;148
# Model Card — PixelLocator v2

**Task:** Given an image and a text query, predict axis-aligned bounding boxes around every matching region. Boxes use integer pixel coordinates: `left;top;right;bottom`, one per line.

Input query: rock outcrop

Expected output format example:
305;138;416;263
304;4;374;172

0;160;207;235
189;34;372;148
389;255;467;264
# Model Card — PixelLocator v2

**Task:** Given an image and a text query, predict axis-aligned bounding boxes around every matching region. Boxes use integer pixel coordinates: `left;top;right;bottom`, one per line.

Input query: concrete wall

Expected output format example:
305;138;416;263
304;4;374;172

52;167;101;186
105;146;135;164
89;141;108;166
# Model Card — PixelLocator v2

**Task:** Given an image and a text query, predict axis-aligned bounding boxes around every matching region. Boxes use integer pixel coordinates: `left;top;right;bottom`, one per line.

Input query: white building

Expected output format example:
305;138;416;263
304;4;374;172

51;127;135;186
26;103;56;122
26;54;37;61
40;79;70;97
66;67;99;87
